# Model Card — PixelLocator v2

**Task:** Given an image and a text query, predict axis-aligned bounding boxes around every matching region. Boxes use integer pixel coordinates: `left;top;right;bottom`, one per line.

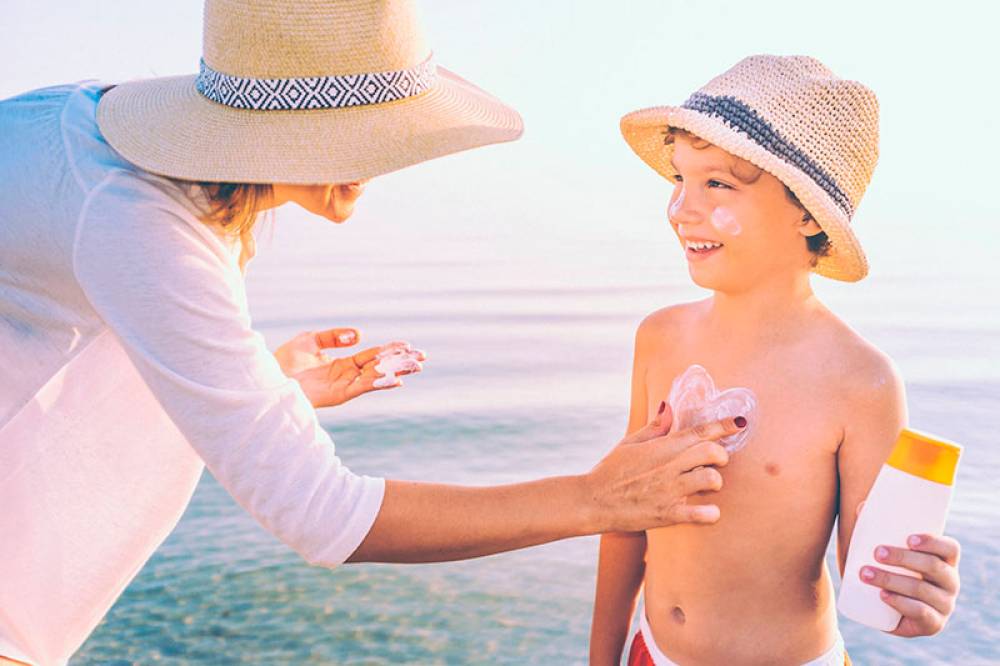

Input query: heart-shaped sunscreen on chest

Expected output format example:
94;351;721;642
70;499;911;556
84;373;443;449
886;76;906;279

668;364;758;453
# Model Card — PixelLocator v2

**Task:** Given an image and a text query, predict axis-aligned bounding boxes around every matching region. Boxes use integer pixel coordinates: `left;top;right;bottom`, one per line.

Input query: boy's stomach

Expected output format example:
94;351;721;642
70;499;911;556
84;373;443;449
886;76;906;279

643;490;841;664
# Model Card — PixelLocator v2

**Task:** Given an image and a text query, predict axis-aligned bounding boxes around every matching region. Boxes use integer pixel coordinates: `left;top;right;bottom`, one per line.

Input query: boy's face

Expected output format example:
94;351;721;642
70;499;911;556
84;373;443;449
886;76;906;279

667;136;823;291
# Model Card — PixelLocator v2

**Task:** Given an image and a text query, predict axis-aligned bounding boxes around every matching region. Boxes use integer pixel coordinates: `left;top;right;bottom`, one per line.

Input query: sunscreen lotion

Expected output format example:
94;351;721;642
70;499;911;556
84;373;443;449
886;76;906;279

838;428;961;631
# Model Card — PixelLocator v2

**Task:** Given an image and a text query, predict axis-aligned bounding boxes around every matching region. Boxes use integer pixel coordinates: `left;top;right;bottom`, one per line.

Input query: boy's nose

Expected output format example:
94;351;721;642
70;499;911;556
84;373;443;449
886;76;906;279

667;185;707;225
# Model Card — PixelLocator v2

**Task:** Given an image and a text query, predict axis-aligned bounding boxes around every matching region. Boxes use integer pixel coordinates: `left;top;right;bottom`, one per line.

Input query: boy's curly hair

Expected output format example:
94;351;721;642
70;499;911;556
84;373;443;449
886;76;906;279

665;127;832;264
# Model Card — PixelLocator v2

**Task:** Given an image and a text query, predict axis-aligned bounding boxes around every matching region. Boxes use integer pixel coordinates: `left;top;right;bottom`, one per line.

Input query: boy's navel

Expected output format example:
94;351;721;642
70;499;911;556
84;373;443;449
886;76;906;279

671;606;686;624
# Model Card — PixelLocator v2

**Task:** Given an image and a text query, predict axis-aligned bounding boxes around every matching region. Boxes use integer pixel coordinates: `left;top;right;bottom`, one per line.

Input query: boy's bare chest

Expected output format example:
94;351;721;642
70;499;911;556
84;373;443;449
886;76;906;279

644;345;844;497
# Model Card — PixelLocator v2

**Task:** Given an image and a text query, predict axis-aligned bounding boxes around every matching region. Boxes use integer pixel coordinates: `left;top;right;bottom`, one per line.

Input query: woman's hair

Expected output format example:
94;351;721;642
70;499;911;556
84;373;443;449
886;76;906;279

183;181;273;238
664;127;832;262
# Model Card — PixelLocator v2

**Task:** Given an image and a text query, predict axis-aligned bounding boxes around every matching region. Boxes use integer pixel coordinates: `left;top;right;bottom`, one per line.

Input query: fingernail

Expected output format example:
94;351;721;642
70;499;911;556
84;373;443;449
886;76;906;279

338;333;355;344
880;590;891;600
658;401;666;416
908;535;922;548
875;546;889;561
734;416;747;428
861;567;875;581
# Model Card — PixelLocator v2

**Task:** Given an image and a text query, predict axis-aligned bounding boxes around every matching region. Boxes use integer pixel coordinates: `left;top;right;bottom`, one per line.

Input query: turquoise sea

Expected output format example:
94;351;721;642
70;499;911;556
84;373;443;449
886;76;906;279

75;206;999;665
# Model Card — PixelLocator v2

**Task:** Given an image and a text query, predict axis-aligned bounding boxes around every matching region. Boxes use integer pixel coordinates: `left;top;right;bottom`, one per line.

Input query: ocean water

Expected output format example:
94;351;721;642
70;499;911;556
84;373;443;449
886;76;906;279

76;214;999;665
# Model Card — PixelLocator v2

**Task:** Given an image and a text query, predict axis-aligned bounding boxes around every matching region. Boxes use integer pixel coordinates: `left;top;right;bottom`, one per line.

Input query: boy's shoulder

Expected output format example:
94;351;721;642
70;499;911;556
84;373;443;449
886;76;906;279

812;309;903;398
635;299;707;343
809;312;907;451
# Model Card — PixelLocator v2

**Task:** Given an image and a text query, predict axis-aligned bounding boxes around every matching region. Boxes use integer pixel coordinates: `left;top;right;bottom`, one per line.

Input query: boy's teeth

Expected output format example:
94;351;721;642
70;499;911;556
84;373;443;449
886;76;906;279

687;241;722;250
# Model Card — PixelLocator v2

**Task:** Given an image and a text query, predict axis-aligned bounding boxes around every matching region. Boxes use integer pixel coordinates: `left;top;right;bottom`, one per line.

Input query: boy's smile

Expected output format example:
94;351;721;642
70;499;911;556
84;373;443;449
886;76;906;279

683;236;724;262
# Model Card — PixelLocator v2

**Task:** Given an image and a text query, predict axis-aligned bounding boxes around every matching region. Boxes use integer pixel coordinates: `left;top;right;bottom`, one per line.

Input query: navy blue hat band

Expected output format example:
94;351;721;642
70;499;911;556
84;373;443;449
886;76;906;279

680;92;854;218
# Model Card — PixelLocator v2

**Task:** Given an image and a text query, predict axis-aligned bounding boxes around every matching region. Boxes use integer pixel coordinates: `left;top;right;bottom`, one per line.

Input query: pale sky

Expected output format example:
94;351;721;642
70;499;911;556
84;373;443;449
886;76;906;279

4;1;999;280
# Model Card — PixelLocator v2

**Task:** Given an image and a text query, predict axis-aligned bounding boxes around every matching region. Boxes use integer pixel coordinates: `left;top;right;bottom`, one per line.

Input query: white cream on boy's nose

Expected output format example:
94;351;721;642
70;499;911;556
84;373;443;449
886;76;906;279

668;186;686;219
710;206;742;236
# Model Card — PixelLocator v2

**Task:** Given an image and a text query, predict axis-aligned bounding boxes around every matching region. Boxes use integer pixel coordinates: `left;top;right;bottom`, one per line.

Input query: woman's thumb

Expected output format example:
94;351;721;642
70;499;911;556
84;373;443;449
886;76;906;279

622;401;673;446
315;327;360;349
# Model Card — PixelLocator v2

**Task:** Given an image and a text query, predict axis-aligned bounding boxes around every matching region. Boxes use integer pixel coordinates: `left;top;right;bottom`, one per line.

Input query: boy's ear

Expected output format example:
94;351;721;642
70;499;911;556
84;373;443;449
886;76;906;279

797;212;824;238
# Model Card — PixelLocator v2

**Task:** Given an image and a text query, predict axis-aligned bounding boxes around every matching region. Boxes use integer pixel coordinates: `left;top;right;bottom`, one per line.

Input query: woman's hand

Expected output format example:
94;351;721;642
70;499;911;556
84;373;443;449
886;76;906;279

273;328;425;408
859;533;962;637
581;403;741;533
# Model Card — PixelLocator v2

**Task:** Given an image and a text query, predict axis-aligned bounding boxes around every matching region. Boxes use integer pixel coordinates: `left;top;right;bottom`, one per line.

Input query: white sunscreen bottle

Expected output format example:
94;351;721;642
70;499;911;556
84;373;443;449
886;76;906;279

838;428;962;631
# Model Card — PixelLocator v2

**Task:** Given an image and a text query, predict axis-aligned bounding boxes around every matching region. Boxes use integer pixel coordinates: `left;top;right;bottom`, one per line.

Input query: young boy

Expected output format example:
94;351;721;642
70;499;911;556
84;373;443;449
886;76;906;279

590;55;944;665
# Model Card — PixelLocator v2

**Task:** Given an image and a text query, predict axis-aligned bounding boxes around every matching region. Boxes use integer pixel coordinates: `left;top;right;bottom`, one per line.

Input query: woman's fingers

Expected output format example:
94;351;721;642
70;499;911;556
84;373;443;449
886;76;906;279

621;402;673;445
674;440;730;472
313;327;360;349
640;416;745;469
676;417;746;446
669;503;721;525
296;343;427;408
676;465;724;495
338;342;427;396
352;341;427;369
351;345;390;368
345;371;401;398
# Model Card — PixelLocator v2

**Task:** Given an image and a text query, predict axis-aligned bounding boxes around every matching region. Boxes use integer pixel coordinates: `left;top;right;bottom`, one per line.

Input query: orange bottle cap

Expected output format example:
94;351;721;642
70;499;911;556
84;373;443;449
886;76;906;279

886;428;962;486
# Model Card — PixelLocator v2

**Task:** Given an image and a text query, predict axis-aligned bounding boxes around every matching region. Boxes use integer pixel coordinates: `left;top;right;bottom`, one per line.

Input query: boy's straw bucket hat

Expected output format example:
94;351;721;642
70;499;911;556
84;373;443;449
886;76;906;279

97;0;523;185
621;55;879;282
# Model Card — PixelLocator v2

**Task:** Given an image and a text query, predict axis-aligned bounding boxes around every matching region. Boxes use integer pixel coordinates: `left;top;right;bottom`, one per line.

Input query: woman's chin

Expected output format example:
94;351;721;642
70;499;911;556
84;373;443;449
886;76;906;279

324;205;356;224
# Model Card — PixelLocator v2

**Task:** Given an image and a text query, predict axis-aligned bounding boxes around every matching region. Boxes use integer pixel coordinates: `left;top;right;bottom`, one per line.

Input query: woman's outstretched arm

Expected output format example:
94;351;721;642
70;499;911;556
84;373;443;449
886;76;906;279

347;414;738;563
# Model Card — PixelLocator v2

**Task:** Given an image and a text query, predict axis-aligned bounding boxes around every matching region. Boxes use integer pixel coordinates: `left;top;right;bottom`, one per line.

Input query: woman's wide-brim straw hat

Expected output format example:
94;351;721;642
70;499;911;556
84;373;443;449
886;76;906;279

97;0;523;185
621;55;879;282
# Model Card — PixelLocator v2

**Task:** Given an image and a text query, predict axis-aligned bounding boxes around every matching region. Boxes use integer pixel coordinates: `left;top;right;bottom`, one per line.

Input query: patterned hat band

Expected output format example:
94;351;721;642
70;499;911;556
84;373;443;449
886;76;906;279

195;55;438;111
680;92;854;219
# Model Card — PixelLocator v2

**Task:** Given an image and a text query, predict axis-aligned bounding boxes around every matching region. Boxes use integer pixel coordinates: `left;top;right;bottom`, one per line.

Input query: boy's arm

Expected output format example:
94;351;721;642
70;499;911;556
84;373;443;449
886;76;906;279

836;354;907;574
836;354;962;637
592;531;647;665
590;318;655;665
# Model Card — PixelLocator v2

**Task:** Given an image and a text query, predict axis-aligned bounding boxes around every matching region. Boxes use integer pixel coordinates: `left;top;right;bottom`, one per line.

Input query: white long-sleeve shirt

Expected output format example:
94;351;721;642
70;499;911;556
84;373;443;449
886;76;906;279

0;81;385;666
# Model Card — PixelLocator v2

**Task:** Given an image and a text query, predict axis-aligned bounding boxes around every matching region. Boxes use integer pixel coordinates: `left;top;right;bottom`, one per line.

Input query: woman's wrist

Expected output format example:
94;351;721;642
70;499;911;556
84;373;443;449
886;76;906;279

571;470;608;536
548;472;604;539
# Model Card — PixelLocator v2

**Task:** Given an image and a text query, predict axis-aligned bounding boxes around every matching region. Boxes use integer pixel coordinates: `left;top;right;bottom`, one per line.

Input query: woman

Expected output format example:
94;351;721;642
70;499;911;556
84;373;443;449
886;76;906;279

0;2;744;664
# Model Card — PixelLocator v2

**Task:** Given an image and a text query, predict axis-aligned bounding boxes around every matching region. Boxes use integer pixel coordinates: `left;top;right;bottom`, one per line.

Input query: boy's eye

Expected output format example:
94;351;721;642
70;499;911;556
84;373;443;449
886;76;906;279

672;174;683;183
707;179;732;189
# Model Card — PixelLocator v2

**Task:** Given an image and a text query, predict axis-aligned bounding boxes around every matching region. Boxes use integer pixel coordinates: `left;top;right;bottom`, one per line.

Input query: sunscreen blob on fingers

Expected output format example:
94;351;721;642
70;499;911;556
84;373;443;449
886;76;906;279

373;341;424;388
668;364;758;453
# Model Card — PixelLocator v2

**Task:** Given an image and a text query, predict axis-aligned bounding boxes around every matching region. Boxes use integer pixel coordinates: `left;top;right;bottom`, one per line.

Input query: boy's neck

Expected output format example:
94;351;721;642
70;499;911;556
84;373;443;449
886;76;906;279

707;270;820;335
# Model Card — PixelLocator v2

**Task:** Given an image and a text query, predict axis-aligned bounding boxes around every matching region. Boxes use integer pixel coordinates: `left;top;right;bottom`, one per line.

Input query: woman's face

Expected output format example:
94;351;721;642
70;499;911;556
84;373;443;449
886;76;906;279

666;136;822;292
271;181;368;223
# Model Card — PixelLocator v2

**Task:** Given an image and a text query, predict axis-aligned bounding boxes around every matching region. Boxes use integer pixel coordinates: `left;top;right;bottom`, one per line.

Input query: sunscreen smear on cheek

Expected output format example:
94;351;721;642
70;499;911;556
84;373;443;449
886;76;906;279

710;207;741;235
